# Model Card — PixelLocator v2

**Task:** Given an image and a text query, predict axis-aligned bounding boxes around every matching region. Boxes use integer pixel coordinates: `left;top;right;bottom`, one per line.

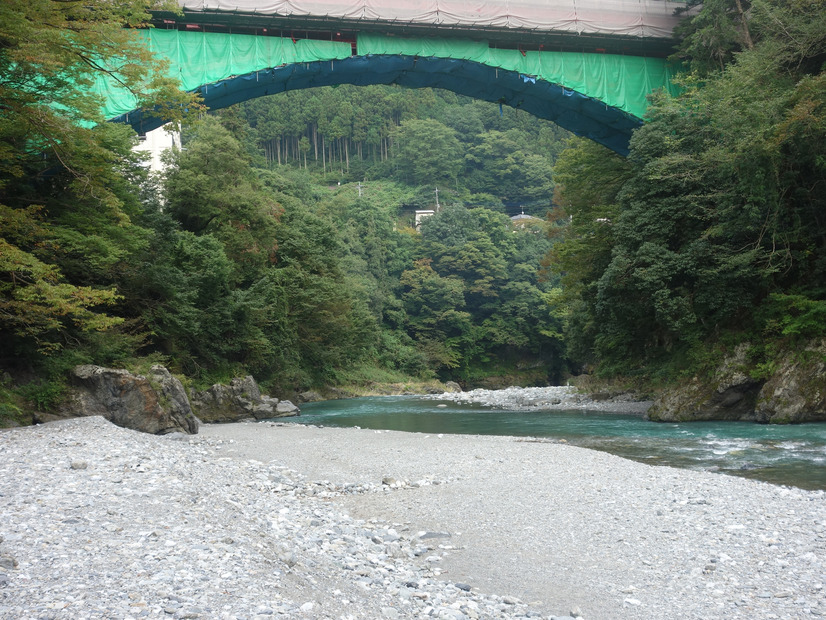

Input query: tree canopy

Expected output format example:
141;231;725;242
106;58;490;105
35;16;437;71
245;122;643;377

547;0;826;379
0;0;566;412
0;0;199;363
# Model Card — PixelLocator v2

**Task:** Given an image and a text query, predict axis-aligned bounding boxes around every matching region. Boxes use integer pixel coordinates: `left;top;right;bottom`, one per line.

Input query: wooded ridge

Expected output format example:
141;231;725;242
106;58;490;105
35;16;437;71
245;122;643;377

1;0;824;423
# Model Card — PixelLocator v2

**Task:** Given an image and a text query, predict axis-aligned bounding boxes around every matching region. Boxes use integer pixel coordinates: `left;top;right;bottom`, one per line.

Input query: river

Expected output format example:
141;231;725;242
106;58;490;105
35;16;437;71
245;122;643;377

290;394;826;490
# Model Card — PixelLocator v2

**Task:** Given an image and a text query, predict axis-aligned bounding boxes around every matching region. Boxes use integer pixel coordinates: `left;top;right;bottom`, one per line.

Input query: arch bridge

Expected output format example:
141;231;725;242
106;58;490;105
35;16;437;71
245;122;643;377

101;1;690;155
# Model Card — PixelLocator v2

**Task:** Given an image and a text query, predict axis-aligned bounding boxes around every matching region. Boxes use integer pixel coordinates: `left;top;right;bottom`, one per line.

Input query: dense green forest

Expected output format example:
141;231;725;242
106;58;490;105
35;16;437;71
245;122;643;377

237;86;565;212
1;0;824;421
545;0;826;386
0;0;569;417
152;97;567;389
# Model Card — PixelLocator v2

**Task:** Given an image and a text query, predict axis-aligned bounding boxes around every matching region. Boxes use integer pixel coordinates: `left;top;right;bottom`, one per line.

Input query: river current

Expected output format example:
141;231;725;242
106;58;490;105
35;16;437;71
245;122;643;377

292;395;826;490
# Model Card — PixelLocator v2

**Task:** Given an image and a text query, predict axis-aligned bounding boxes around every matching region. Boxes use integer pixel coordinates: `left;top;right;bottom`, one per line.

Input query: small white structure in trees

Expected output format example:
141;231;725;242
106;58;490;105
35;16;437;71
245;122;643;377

414;209;435;230
133;124;180;173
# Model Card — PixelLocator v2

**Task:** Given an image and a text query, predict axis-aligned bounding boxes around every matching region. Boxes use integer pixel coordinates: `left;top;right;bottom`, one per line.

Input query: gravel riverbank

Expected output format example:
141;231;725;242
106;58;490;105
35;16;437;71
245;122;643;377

1;411;824;619
422;386;652;415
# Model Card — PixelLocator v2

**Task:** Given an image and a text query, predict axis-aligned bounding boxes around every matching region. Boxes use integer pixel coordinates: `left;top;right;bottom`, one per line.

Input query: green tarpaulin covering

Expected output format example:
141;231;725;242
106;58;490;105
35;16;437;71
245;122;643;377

94;30;351;119
98;29;680;154
97;29;677;122
356;33;680;119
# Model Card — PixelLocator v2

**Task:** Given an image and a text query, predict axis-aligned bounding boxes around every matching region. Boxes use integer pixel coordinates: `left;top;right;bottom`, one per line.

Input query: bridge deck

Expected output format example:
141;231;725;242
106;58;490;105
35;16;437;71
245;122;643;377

169;0;689;56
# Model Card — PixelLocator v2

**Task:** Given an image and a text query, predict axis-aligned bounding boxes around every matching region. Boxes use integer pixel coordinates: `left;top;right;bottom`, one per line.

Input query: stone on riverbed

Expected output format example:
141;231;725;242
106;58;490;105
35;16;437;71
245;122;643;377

425;385;652;414
0;416;545;619
43;364;199;435
190;375;299;422
276;399;300;416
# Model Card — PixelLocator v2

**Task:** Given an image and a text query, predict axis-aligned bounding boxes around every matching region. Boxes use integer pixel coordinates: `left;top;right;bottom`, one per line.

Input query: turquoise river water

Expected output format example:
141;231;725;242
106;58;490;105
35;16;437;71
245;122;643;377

293;395;826;491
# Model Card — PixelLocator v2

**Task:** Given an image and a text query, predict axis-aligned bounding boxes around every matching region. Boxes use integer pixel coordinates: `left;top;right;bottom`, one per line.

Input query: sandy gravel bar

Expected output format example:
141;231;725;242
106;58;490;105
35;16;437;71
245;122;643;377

1;417;825;619
204;422;826;619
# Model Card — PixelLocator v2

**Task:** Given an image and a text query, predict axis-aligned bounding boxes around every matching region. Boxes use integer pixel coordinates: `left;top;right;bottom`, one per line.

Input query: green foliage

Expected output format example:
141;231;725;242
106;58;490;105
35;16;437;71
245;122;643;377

541;138;633;367
17;379;66;412
266;205;379;387
0;238;123;352
0;402;25;427
400;259;470;358
550;0;826;380
0;379;30;426
403;204;565;377
164;118;280;281
760;294;826;340
0;1;574;395
465;131;555;206
0;0;199;380
672;0;755;74
393;119;463;186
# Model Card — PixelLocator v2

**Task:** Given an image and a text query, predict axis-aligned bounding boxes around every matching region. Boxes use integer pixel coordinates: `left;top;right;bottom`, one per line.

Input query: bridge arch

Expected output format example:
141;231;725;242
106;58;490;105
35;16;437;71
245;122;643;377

102;29;681;155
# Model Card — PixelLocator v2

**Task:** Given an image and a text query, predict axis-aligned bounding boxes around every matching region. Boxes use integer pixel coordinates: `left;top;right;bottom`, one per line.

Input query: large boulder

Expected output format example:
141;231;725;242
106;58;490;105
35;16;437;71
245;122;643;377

190;376;299;423
48;365;199;434
755;339;826;423
147;365;200;432
297;390;324;403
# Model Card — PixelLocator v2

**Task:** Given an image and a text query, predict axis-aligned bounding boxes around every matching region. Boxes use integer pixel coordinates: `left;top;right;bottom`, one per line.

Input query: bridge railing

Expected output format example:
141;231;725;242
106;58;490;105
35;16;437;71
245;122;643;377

180;0;687;39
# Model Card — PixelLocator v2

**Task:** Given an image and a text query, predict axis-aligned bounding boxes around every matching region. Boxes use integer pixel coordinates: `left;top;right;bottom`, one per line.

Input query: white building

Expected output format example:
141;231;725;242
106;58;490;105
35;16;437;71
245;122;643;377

414;209;435;230
133;124;180;173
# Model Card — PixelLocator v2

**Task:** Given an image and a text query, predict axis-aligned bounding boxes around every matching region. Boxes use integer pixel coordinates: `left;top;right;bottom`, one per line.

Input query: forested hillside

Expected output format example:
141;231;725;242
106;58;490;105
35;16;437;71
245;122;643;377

0;1;569;420
545;0;826;389
150;99;568;390
2;0;823;423
236;86;566;213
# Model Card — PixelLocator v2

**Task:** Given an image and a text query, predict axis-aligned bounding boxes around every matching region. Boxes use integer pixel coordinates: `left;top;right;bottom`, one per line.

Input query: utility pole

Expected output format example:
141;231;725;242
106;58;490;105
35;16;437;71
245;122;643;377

357;182;363;197
435;187;440;212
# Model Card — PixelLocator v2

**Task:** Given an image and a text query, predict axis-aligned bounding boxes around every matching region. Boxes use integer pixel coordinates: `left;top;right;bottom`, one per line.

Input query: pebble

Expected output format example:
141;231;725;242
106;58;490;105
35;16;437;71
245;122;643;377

423;385;651;414
4;411;826;620
0;418;540;619
0;557;16;570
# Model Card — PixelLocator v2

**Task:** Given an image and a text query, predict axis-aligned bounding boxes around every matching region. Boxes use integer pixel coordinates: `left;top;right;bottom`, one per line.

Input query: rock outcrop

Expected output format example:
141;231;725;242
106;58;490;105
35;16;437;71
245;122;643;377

443;381;463;393
189;376;299;423
297;390;324;403
647;344;764;422
754;339;826;423
47;365;199;434
647;340;826;423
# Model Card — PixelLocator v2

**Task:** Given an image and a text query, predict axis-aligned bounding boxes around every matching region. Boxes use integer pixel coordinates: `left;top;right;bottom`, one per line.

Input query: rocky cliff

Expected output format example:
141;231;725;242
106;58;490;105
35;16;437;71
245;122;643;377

647;340;826;423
